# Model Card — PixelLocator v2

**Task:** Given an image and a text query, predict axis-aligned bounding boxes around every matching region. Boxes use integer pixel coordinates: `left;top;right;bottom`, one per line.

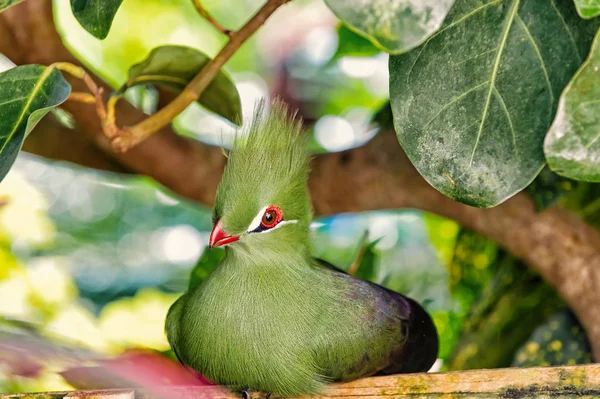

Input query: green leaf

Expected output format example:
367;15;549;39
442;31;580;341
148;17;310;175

0;65;71;183
545;28;600;182
574;0;600;19
70;0;124;40
334;24;381;59
325;0;455;54
119;45;242;125
188;247;225;291
350;233;381;282
0;0;24;12
390;0;599;207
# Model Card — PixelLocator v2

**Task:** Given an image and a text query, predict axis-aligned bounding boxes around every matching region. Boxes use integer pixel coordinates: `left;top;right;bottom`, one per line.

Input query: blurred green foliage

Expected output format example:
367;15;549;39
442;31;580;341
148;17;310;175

513;310;592;367
448;251;564;370
526;167;577;211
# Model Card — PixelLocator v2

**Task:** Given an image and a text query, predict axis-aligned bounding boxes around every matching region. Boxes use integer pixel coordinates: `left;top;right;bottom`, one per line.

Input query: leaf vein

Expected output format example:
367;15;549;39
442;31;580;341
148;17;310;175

406;41;429;88
129;75;189;87
407;0;500;88
0;96;27;108
492;87;519;160
585;132;600;150
0;76;42;86
428;0;502;43
0;68;54;155
515;15;554;112
549;0;582;62
452;48;497;67
424;81;490;127
467;0;520;172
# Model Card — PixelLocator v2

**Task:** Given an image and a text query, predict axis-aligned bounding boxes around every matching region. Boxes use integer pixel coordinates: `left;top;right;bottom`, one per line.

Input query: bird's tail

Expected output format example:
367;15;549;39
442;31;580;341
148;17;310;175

378;295;439;375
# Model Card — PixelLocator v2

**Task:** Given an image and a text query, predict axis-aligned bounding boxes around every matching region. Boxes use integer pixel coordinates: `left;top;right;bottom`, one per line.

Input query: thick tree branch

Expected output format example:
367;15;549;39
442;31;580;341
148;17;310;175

23;115;127;173
1;0;599;360
3;364;600;398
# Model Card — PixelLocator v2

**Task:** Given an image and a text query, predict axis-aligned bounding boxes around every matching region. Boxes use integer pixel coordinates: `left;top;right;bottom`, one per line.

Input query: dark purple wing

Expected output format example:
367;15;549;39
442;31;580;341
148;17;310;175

315;259;439;375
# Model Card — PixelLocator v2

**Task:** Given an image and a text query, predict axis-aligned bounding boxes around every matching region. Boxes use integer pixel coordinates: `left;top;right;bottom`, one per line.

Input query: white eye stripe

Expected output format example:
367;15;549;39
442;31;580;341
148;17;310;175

258;219;298;234
247;206;268;232
246;207;298;233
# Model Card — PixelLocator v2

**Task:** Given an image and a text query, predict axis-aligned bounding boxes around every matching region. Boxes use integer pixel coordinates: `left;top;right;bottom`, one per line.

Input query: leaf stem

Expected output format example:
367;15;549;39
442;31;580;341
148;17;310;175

106;95;120;128
114;0;291;152
53;62;120;139
192;0;232;36
68;92;96;104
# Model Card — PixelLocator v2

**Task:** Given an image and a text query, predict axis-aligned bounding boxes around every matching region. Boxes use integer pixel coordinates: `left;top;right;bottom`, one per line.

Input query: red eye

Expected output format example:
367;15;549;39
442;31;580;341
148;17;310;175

261;206;283;228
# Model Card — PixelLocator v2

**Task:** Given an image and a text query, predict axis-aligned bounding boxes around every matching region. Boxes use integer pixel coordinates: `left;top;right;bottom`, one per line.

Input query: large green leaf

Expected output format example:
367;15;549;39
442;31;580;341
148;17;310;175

325;0;455;54
0;65;71;183
545;29;600;182
70;0;124;40
119;45;242;125
0;0;23;12
574;0;600;19
390;0;598;207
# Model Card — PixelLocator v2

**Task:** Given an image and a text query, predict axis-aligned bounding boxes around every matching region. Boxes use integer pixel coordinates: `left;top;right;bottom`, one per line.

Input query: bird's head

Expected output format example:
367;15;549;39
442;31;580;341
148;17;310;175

209;101;312;256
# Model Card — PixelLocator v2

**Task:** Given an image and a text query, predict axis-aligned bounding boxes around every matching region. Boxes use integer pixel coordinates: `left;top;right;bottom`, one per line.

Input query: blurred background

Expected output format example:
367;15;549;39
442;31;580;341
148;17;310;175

0;0;593;394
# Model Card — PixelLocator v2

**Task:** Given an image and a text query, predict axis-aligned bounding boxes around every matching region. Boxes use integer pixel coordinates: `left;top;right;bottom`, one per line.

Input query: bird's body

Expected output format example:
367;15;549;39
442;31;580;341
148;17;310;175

165;102;438;396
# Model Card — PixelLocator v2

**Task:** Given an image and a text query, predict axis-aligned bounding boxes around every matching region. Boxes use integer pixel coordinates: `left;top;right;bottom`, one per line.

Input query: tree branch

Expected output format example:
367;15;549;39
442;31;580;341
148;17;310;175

3;364;600;398
1;0;600;360
191;0;232;36
22;115;128;173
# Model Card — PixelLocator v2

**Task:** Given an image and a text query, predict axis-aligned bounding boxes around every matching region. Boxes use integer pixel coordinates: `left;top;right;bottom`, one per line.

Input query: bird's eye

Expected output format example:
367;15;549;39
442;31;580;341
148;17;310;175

247;205;285;233
260;206;283;229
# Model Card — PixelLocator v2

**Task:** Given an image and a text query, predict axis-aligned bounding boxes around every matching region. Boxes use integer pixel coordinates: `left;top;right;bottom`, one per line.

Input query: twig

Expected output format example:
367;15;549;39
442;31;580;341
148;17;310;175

112;0;292;152
53;62;120;139
192;0;232;36
68;92;96;104
106;95;120;128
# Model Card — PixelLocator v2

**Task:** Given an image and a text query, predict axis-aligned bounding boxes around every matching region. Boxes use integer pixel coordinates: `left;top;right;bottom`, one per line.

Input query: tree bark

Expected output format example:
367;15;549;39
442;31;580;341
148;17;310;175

0;0;599;360
2;364;600;398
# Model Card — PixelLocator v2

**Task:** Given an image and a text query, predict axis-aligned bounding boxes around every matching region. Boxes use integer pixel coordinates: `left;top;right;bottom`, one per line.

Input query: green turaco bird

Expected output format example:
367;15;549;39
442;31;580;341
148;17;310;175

165;101;438;397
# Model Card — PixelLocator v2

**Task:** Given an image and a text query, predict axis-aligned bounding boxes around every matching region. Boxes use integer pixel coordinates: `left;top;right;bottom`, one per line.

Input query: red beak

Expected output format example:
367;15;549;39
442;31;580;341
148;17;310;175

209;220;240;248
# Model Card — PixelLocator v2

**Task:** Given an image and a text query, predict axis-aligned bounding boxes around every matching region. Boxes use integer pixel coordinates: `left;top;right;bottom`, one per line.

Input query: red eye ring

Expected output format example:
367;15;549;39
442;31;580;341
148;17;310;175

261;206;283;229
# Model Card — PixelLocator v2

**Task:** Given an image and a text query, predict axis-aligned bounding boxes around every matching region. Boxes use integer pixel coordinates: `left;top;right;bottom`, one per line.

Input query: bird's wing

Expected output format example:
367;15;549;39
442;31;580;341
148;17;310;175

314;258;438;376
314;258;349;275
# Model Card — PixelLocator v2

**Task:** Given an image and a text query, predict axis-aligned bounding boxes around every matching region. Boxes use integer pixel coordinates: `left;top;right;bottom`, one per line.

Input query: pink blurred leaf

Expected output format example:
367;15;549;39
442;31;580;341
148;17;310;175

61;350;213;390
